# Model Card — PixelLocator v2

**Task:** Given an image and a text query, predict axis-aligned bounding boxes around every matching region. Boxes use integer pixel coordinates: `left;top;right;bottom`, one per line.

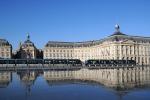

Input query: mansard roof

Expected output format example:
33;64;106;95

0;39;11;46
45;40;102;47
45;35;150;48
45;25;150;47
106;34;150;43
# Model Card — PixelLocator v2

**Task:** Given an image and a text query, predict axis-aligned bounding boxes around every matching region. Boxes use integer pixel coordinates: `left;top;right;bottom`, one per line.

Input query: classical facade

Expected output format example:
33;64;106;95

44;25;150;65
17;34;37;59
0;39;12;58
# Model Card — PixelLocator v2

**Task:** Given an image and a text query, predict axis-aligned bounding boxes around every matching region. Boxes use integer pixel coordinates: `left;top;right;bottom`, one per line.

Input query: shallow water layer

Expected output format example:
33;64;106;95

0;67;150;100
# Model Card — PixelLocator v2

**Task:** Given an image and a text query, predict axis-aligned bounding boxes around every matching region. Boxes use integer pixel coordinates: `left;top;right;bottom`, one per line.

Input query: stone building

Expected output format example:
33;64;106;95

44;25;150;65
17;34;37;59
0;39;12;58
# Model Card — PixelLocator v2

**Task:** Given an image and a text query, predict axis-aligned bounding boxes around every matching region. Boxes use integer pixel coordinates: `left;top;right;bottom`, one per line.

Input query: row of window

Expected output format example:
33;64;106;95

0;48;10;51
44;53;103;58
45;49;73;53
0;53;10;58
45;49;93;53
45;53;73;57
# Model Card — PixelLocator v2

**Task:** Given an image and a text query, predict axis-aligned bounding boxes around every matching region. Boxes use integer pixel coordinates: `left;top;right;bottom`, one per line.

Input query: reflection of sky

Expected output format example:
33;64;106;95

0;0;150;49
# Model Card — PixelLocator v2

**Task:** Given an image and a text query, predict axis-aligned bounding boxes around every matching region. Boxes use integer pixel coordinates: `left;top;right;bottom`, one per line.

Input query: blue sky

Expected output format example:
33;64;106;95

0;0;150;50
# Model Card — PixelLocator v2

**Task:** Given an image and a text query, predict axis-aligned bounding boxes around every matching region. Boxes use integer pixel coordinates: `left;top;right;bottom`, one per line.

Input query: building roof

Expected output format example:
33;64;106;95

45;25;150;47
107;34;150;43
111;31;126;36
45;40;103;47
21;33;35;48
22;40;35;46
0;39;11;46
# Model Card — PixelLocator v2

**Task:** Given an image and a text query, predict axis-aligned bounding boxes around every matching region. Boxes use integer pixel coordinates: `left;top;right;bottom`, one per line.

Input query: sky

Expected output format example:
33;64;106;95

0;0;150;50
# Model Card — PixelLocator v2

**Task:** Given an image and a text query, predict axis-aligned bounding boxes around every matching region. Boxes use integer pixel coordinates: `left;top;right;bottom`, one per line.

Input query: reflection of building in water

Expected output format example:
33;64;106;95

0;72;12;88
44;66;150;90
44;25;150;65
44;70;75;85
17;71;39;86
17;71;42;98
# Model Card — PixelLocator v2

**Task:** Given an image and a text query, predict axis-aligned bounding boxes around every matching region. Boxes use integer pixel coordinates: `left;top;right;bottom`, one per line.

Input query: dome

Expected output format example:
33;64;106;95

105;35;127;42
21;33;35;48
106;25;129;42
110;24;127;36
112;31;126;36
22;40;35;47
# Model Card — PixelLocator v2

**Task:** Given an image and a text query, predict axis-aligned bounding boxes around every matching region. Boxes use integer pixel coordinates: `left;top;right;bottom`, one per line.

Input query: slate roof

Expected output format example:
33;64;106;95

0;39;11;46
